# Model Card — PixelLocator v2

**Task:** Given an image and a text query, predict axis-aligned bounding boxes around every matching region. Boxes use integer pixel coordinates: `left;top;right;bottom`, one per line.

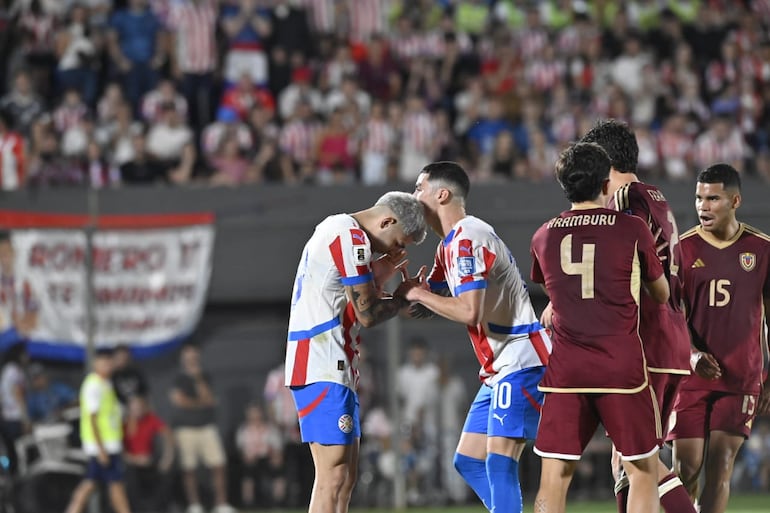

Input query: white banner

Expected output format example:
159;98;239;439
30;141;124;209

0;212;214;360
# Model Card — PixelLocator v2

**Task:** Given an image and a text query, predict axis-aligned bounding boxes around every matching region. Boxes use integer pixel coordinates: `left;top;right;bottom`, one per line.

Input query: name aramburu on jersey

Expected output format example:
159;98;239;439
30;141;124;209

547;214;617;229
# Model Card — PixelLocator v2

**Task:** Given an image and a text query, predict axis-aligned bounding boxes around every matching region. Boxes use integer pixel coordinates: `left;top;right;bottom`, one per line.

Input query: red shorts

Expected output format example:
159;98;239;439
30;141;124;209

649;372;685;440
667;389;758;440
534;387;660;461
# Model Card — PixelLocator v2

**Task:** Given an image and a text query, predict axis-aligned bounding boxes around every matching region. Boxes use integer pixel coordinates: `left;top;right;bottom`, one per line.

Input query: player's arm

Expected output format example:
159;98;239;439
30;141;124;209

346;280;409;328
759;294;770;414
644;275;669;304
405;285;484;326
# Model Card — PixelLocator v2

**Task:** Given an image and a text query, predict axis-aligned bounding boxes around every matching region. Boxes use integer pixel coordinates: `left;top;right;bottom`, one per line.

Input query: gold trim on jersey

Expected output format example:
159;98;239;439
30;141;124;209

743;224;770;242
648;367;690;375
538;379;648;395
614;183;631;211
631;241;641;305
649;384;662;440
693;224;745;249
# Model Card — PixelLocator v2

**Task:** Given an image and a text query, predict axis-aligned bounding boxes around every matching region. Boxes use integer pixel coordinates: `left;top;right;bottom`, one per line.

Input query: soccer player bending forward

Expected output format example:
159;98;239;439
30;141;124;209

529;142;669;513
668;164;770;513
284;191;427;513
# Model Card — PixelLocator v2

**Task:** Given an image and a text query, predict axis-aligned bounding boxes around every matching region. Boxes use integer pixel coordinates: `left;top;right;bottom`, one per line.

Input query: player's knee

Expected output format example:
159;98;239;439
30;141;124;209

453;452;480;476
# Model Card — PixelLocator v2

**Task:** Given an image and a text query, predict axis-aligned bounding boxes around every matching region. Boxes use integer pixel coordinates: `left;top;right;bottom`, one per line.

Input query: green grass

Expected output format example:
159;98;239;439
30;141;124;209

253;494;770;513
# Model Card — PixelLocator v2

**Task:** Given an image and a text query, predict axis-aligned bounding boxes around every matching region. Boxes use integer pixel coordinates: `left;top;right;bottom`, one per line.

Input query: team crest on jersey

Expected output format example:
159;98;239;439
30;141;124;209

739;252;756;272
338;414;353;434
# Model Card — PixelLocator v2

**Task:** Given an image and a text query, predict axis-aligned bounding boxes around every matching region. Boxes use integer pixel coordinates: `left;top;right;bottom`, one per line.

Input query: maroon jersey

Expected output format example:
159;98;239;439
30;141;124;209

530;207;665;392
610;182;691;374
679;224;770;395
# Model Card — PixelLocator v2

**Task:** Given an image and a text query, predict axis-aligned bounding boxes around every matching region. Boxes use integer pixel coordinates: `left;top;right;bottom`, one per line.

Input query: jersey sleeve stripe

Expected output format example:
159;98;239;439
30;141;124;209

289;339;310;385
455;280;487;295
488;321;544;335
329;237;347;277
341;273;372;286
288;317;342;341
614;183;631;211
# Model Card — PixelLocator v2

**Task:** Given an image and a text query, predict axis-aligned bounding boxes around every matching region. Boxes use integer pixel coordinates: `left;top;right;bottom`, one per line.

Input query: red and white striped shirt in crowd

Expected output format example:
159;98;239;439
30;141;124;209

516;28;548;60
389;33;428;63
18;12;55;54
279;120;320;163
362;118;394;155
348;0;388;43
300;0;336;34
167;0;218;73
525;59;566;93
0;132;25;190
201;122;253;157
658;129;693;162
53;103;89;133
401;111;436;154
691;128;749;170
141;91;188;124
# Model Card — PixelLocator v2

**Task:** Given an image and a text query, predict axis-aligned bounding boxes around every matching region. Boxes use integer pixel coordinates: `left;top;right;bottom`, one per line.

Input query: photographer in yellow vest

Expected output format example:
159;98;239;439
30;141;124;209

65;347;132;513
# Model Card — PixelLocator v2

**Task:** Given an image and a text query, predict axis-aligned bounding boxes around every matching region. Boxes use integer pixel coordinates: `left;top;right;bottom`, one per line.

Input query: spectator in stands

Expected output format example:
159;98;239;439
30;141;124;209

27;127;85;186
201;106;253;166
0;69;44;137
169;344;235;513
0;107;26;190
277;66;323;122
13;0;57;100
235;402;284;508
0;342;30;476
97;101;143;169
324;73;371;118
167;0;219;133
124;394;175;513
54;3;98;107
119;131;168;185
112;345;149;406
141;78;188;125
97;82;129;127
398;94;437;182
219;72;275;122
26;362;78;424
357;34;402;102
314;107;358;185
208;137;254;186
278;99;320;184
692;113;750;174
220;0;272;88
107;0;166;117
360;99;395;185
145;101;195;184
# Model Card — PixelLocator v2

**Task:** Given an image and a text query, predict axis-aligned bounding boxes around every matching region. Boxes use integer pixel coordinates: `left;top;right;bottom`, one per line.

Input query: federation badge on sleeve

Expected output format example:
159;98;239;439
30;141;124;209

350;229;371;265
457;257;475;276
739;252;756;272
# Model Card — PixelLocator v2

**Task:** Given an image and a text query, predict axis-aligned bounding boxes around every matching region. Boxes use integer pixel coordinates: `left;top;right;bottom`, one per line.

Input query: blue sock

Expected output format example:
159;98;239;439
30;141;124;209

454;453;491;509
486;452;522;513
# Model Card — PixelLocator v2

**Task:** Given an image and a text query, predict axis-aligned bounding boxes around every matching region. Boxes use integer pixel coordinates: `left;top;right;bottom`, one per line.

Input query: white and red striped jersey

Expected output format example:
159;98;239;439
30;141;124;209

285;214;375;390
362;118;394;154
426;216;551;386
167;0;218;73
348;0;388;43
0;132;25;190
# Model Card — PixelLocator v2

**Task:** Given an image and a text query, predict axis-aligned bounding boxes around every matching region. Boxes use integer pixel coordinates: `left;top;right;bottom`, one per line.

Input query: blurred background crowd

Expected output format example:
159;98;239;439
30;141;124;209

2;0;770;188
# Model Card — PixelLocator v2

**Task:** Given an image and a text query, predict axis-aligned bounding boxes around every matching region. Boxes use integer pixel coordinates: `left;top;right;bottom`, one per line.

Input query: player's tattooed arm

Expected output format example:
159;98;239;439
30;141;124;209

347;282;408;328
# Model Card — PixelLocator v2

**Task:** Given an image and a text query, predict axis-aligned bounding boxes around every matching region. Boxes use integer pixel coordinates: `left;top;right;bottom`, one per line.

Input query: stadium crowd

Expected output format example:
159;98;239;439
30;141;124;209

1;0;770;187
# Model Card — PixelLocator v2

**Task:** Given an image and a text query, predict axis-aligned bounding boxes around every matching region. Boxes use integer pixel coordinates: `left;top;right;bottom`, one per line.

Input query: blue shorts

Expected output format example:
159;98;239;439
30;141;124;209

85;453;124;482
462;366;545;440
291;382;360;445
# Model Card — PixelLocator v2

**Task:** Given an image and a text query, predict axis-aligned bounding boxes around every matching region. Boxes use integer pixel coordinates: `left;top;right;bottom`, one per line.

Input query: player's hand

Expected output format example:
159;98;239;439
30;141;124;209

97;449;110;466
691;351;722;380
540;301;554;329
758;385;770;415
394;265;428;302
652;227;668;263
371;251;408;287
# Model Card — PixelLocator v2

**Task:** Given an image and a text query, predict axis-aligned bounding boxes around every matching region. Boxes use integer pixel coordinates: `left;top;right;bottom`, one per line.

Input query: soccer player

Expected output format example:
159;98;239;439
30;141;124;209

529;142;669;513
285;191;427;513
65;348;132;513
580;119;695;513
403;161;552;513
668;164;770;513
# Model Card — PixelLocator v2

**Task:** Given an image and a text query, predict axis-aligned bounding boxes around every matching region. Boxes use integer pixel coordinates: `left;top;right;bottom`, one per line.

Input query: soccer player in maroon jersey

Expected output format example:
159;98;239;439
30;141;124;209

668;164;770;513
580;119;695;513
530;142;670;513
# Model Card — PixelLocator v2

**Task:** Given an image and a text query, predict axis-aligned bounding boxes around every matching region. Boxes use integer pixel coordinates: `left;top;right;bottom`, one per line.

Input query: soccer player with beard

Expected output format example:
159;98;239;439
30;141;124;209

530;142;669;513
579;119;696;513
668;164;770;513
404;161;552;513
285;191;427;513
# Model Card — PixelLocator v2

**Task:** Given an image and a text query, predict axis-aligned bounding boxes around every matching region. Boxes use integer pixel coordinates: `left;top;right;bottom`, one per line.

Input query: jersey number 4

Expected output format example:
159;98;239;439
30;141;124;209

560;234;595;299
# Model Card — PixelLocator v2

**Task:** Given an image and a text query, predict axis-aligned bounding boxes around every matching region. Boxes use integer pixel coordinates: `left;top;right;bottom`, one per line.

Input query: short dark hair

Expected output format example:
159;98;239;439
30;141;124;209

0;230;10;243
580;119;638;173
420;161;470;200
697;163;741;192
94;346;115;358
556;142;611;203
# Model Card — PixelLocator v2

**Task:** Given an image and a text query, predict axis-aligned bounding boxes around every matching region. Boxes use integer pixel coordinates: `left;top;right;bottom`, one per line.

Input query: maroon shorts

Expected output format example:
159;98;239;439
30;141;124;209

534;387;660;461
667;389;758;440
649;372;685;440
